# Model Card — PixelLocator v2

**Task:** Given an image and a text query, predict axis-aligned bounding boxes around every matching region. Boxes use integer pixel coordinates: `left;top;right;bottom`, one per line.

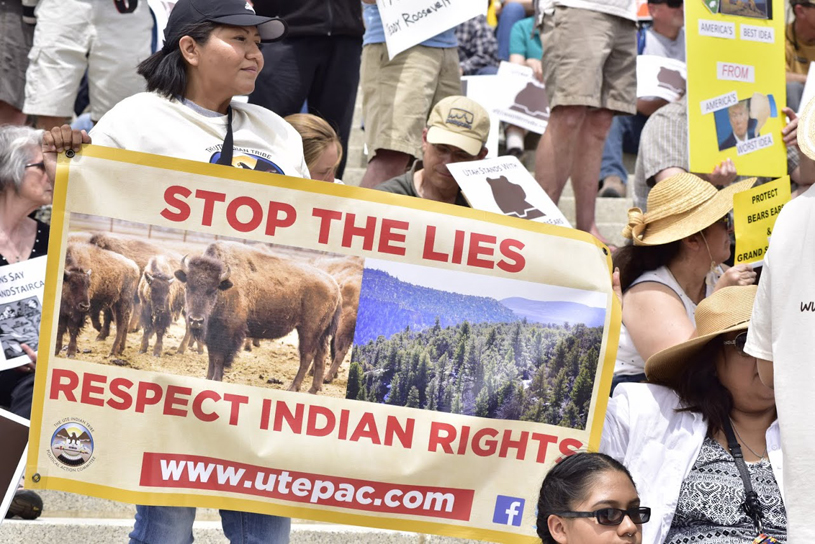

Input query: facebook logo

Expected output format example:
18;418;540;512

493;495;525;527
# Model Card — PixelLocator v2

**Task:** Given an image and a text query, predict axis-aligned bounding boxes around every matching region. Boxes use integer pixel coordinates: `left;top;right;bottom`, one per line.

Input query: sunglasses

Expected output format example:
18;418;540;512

552;506;651;526
715;213;733;230
722;331;749;356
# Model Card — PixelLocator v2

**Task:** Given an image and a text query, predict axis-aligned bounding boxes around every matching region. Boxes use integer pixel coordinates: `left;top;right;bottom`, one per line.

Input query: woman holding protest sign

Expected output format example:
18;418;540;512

601;286;785;543
0;125;48;520
537;452;649;543
611;173;757;391
41;0;311;541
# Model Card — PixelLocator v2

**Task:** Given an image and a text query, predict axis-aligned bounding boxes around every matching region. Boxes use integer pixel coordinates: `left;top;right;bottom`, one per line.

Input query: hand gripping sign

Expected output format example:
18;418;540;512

27;146;619;543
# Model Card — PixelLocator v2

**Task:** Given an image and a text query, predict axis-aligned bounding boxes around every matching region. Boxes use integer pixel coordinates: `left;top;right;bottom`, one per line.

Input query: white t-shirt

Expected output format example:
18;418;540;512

540;0;637;22
90;92;310;179
642;27;685;62
745;184;815;542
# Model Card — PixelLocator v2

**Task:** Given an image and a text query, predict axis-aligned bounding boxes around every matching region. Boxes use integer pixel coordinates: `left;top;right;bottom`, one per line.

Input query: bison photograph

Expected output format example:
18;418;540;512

57;214;364;398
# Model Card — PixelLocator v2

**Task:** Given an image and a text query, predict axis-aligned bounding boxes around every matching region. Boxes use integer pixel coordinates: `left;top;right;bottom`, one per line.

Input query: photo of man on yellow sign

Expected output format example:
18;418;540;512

686;0;786;177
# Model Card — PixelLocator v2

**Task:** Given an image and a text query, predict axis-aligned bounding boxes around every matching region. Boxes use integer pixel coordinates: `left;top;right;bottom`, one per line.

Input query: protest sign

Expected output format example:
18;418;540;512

0;256;46;371
733;176;790;267
686;0;786;177
490;62;549;135
27;146;619;543
461;75;501;159
636;55;687;102
377;0;485;59
0;409;29;522
447;157;571;228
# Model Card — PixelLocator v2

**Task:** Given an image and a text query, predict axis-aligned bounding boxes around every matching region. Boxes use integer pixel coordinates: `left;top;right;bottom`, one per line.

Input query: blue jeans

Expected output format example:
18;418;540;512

496;2;527;61
129;506;291;544
599;113;648;182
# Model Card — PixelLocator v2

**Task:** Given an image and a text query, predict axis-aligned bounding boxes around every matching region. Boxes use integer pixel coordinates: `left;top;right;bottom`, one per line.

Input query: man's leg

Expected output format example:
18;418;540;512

129;505;196;544
0;101;27;126
570;108;614;239
360;150;412;188
220;510;291;544
534;105;587;204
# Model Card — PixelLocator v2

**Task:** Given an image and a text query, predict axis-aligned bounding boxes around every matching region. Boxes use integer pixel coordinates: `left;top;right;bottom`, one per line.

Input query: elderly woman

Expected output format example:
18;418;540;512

601;285;785;543
0;125;48;519
612;173;757;389
43;0;310;541
537;452;650;544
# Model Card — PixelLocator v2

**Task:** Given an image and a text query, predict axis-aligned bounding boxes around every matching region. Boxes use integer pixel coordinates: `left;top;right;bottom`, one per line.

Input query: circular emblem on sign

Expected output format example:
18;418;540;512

50;422;94;467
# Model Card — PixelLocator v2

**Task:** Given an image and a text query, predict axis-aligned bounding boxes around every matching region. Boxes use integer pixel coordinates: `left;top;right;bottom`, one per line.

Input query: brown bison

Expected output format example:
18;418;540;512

56;242;139;357
313;257;363;384
175;242;342;393
138;254;188;357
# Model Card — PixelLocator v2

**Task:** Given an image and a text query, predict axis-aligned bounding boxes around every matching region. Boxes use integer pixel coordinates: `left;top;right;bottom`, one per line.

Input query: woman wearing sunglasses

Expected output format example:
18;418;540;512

602;285;785;543
611;172;757;392
538;452;650;543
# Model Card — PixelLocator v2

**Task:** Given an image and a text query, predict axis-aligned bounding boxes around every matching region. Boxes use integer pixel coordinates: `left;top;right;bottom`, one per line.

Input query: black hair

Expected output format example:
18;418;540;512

613;240;683;292
137;21;219;99
672;337;734;438
537;452;637;543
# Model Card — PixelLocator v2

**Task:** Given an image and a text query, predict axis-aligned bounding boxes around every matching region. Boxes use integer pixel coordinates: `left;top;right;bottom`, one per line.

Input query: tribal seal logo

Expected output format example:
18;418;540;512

51;421;94;467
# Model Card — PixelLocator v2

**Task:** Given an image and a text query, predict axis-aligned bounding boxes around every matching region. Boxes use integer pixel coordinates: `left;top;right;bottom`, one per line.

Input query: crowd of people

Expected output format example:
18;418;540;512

1;0;814;542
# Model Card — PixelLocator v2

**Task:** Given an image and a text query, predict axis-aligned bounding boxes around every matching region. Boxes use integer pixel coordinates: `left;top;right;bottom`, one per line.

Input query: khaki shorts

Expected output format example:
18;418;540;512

541;6;636;115
361;43;461;160
0;0;35;110
23;0;152;120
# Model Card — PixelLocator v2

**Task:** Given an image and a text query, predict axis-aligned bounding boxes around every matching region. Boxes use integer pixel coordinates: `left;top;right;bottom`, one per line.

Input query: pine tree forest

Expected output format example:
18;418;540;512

347;318;603;429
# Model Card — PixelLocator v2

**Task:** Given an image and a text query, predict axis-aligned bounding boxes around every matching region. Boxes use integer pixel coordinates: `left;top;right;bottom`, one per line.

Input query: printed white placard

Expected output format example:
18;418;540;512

0;256;46;371
717;62;755;83
492;62;550;134
636;56;687;102
447;156;571;228
701;91;739;115
377;0;486;59
740;24;774;44
698;19;736;39
737;133;774;156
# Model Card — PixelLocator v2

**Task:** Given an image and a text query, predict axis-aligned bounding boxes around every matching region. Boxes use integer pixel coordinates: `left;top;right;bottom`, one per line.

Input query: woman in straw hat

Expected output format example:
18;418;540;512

611;172;757;390
601;285;785;543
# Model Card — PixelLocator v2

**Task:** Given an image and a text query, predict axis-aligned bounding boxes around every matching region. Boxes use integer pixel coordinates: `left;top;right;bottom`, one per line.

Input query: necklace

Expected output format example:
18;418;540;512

729;418;767;460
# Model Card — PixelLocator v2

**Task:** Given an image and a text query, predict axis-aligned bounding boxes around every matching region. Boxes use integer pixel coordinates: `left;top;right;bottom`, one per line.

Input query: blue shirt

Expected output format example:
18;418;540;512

362;4;457;48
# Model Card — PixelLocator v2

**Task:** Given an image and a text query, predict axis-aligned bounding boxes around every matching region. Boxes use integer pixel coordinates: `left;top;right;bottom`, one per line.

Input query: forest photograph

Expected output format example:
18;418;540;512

346;259;608;430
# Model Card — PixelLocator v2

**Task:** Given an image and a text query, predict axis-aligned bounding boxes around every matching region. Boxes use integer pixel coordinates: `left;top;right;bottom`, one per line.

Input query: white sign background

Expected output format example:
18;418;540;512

0;256;46;371
448;156;571;228
636;56;687;102
376;0;486;59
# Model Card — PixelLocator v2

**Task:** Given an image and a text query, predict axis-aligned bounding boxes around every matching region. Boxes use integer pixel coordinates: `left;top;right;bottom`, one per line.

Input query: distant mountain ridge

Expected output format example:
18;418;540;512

499;297;606;328
353;269;605;344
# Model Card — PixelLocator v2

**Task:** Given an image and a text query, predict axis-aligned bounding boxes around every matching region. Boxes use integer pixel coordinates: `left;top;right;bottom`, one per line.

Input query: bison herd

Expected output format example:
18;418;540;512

57;233;362;395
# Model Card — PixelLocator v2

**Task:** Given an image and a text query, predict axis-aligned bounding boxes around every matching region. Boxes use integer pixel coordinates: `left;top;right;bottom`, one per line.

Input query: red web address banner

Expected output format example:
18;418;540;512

140;453;474;521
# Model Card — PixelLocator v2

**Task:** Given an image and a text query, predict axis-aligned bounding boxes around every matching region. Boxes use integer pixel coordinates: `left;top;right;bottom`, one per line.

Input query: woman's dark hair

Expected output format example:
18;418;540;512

537;452;637;543
673;337;733;438
613;240;683;292
137;21;219;98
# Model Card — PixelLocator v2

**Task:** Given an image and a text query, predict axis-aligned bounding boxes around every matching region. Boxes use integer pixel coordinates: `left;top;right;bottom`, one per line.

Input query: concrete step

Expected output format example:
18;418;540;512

0;518;488;543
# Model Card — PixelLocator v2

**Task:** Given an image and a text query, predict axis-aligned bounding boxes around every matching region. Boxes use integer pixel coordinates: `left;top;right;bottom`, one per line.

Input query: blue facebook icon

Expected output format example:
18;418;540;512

493;495;525;527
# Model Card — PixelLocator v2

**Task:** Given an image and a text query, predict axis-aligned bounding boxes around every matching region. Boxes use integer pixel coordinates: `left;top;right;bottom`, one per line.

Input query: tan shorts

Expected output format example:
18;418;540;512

0;0;35;110
541;6;636;115
361;43;461;160
23;0;152;120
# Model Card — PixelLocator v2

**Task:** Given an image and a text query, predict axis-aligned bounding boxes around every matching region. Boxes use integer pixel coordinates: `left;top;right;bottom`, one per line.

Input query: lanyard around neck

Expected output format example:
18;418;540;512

722;418;765;534
216;106;234;167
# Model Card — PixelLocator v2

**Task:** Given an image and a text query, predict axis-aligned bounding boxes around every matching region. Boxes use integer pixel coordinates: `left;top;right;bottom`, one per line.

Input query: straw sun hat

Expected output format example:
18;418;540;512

622;173;755;246
645;285;758;386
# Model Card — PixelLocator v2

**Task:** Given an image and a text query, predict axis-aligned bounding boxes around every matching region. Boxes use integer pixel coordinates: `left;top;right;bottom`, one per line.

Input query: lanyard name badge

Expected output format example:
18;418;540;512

722;419;779;543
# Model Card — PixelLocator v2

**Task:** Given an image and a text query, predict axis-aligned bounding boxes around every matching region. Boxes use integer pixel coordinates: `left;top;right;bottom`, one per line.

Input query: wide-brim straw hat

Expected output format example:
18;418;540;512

799;97;815;161
622;173;755;246
645;285;758;386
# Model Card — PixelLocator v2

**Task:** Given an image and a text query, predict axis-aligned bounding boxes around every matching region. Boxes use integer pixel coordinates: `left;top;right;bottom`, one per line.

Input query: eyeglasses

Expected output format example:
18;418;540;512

723;331;750;356
24;161;45;172
552;507;651;526
715;213;733;230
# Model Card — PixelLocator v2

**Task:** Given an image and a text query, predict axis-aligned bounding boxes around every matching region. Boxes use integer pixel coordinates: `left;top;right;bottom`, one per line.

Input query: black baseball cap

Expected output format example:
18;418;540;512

166;0;287;43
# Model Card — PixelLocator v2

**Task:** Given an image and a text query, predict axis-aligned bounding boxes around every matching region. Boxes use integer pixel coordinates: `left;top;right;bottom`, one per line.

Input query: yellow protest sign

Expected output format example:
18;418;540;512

733;176;790;265
27;146;620;543
686;0;786;178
